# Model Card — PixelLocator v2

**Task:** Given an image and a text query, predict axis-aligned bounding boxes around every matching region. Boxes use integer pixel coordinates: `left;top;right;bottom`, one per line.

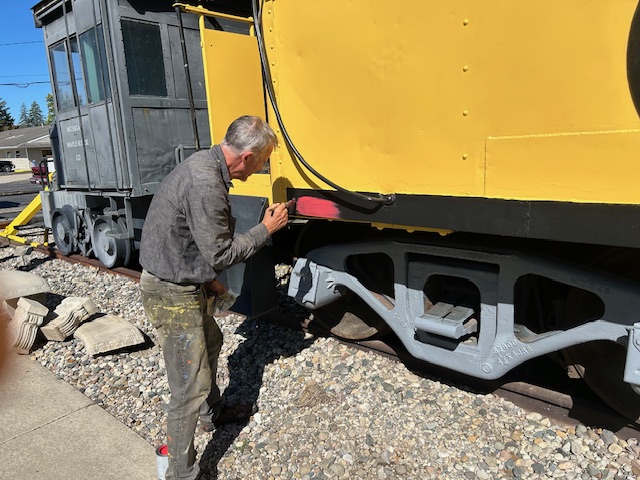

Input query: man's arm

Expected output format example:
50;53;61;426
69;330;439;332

184;180;288;273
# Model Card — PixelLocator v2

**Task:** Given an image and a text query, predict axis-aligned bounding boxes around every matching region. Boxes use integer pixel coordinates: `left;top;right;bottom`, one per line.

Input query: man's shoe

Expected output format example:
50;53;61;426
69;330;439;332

200;403;258;432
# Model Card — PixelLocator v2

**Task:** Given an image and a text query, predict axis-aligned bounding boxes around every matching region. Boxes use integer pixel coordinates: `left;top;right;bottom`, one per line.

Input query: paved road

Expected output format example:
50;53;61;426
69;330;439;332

0;172;32;183
0;172;40;192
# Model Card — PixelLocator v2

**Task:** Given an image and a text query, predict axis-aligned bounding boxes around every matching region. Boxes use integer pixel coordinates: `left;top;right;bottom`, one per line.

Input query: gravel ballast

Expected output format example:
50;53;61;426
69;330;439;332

1;245;639;480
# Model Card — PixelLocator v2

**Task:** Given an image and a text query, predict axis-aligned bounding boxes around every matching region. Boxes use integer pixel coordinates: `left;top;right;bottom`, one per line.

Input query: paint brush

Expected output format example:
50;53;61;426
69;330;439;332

268;199;297;216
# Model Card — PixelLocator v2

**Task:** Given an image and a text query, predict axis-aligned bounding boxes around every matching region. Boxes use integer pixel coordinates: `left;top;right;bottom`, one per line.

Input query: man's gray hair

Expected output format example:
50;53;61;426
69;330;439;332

222;115;278;158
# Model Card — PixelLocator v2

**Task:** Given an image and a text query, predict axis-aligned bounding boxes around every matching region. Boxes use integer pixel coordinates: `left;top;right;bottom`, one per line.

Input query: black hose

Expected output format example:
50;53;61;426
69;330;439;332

251;0;395;206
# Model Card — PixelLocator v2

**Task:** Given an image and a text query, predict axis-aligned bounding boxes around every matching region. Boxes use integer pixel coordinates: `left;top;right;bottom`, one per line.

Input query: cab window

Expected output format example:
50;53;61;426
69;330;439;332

50;37;86;111
79;25;111;104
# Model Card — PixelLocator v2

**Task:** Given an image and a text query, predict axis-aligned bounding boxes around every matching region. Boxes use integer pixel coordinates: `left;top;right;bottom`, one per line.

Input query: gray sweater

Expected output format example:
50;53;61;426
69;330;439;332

139;145;269;284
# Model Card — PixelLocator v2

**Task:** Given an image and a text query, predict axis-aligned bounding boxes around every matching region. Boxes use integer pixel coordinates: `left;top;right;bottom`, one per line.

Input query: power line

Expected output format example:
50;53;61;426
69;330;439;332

0;74;50;78
0;81;51;88
0;41;44;46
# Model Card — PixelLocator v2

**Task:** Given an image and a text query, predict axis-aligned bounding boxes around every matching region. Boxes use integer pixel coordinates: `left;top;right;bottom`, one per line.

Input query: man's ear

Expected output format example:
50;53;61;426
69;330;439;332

241;151;254;164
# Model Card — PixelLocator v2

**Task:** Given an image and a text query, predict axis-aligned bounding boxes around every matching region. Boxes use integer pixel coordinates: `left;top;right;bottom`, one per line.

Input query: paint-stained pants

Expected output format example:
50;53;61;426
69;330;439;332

140;270;224;480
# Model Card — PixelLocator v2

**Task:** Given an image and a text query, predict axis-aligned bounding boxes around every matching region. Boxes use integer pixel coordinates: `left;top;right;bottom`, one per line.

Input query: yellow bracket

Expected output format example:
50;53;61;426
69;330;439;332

0;174;53;246
2;193;41;236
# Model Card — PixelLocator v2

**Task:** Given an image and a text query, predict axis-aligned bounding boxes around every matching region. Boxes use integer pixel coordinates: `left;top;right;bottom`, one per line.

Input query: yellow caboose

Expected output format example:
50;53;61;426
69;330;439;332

179;0;640;423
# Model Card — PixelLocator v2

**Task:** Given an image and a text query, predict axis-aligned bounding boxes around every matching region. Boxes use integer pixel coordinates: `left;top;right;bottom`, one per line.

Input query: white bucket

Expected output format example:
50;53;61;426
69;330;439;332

156;444;169;480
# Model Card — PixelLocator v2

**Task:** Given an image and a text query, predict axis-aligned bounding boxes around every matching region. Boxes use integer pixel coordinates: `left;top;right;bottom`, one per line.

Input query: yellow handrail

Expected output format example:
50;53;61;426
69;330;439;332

173;3;253;25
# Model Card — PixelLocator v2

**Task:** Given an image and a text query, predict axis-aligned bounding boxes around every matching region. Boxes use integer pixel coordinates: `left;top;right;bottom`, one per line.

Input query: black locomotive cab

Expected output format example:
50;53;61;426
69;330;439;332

32;0;218;267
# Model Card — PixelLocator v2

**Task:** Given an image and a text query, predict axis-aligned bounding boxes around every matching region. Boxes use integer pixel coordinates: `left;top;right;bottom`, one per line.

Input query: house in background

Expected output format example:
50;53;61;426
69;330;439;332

0;125;52;171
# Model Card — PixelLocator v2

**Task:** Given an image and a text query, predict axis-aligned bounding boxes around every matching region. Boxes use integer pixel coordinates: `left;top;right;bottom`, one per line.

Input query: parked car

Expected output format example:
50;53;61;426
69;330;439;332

30;164;49;185
0;160;15;173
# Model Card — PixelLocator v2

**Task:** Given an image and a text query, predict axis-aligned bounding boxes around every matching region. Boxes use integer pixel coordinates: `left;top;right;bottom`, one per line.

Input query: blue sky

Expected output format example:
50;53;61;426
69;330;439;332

0;2;51;122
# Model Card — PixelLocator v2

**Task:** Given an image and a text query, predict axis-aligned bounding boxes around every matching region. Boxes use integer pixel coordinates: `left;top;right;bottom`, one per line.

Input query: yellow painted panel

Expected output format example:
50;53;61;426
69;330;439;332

230;172;272;199
200;25;273;199
261;0;640;204
486;131;640;204
201;28;265;142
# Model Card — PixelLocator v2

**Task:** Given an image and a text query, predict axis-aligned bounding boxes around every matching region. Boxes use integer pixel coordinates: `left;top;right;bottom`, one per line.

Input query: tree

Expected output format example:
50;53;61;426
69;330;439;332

18;103;28;127
28;101;44;127
0;99;14;131
45;93;55;125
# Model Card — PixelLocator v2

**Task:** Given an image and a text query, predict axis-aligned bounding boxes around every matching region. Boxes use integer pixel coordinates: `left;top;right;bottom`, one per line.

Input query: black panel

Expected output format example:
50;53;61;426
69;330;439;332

288;189;640;249
216;195;278;318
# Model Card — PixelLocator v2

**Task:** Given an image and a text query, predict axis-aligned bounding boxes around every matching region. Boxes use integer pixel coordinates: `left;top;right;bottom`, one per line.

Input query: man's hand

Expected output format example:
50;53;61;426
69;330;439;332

262;202;289;235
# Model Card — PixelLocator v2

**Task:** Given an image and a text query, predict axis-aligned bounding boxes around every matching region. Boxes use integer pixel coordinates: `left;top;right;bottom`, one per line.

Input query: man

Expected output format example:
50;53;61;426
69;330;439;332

139;115;289;480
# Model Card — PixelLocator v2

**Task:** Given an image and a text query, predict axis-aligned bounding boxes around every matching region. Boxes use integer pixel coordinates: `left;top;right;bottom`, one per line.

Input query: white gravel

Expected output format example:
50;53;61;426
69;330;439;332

1;244;639;480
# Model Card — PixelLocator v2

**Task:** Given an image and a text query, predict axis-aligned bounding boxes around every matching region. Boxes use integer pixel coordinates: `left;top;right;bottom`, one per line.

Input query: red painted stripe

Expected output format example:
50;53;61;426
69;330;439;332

295;196;341;219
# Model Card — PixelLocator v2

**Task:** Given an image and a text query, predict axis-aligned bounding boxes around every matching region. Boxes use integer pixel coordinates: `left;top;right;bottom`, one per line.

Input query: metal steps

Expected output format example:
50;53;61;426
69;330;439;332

414;302;477;339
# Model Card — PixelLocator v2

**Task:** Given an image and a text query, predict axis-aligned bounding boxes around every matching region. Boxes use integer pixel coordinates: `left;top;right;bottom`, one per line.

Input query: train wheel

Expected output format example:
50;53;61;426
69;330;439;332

92;217;131;268
563;339;640;423
312;290;390;341
51;208;76;255
561;250;640;423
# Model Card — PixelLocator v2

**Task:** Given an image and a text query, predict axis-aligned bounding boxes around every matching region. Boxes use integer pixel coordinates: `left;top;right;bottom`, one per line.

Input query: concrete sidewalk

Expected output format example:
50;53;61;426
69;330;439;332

0;353;157;480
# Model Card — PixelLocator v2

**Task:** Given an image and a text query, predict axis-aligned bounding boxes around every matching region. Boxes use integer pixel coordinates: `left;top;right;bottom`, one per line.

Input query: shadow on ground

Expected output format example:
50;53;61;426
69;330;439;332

198;316;315;479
